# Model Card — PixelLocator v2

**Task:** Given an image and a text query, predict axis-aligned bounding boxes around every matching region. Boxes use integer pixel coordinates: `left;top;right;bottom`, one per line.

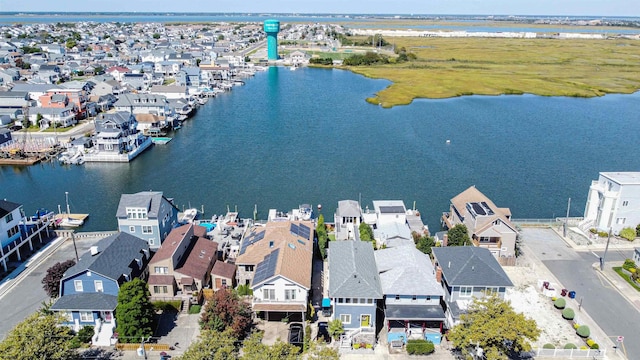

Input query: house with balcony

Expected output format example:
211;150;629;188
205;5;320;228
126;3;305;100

328;240;382;347
365;200;414;248
0;200;25;272
432;247;513;328
235;220;314;322
86;111;152;162
334;200;362;241
582;172;640;234
39;88;88;119
147;223;217;302
116;191;179;249
114;93;175;130
375;245;445;345
50;232;150;346
30;106;77;129
441;186;518;259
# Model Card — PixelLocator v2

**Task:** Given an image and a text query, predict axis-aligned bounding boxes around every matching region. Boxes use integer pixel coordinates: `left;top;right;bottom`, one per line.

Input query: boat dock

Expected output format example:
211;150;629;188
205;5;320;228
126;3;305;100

54;214;90;222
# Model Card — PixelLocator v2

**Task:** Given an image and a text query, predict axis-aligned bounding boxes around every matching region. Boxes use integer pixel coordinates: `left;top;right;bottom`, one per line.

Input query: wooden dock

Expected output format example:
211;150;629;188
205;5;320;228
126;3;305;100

54;214;90;222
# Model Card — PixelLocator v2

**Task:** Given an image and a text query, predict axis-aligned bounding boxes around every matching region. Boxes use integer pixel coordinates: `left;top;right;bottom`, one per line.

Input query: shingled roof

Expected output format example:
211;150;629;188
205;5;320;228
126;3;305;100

432;247;513;287
329;240;383;299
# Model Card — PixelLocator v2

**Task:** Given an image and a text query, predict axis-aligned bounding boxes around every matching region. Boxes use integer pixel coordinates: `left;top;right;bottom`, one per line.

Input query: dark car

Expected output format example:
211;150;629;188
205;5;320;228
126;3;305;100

316;322;330;343
288;323;304;351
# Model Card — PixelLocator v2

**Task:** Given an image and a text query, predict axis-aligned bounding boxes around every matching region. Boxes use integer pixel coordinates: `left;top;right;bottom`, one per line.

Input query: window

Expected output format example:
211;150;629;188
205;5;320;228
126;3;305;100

129;226;135;233
426;296;431;301
616;218;626;225
345;298;351;304
221;279;227;286
460;286;473;297
367;298;373;304
94;280;103;292
6;225;19;238
245;265;254;272
74;280;83;292
142;226;153;234
412;295;417;302
623;201;629;206
149;238;155;246
340;314;351;324
126;207;147;219
263;289;275;300
80;311;93;322
153;286;168;294
285;289;296;300
337;298;343;304
5;212;13;223
395;295;400;301
154;266;168;274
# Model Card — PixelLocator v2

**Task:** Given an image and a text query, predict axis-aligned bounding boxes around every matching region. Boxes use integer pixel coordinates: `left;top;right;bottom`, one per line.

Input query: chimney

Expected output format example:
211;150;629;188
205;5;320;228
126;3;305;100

436;266;442;283
443;234;448;247
90;246;99;256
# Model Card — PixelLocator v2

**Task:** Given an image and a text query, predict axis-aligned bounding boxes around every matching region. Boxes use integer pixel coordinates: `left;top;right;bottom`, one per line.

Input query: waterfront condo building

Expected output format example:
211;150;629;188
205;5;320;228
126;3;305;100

0;200;24;271
116;191;179;249
583;172;640;234
441;186;518;259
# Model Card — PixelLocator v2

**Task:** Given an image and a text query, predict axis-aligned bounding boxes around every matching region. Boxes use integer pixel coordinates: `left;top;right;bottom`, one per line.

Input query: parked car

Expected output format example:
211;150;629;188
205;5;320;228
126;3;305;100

316;322;330;343
288;323;304;351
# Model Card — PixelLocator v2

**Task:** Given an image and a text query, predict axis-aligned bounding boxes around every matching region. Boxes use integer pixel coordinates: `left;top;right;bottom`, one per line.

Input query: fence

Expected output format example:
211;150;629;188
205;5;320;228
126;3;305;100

532;348;605;358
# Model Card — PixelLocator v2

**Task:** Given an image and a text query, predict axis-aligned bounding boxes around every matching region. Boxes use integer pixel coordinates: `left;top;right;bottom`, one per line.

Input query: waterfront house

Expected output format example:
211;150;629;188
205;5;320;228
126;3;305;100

211;260;236;291
147;223;217;302
367;200;414;248
116;191;179;249
176;67;202;88
50;232;150;346
334;200;362;241
114;93;174;119
375;245;445;345
582;172;640;234
0;128;11;145
328;240;382;346
0;200;24;272
149;85;189;100
88;111;151;162
235;220;314;322
441;186;518;259
431;247;513;328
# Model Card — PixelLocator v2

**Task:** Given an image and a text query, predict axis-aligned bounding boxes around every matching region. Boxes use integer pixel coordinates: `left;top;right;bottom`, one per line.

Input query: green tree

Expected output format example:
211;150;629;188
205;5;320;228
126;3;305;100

448;295;540;360
416;235;435;255
176;329;237;360
359;222;374;244
0;312;77;360
240;331;299;360
636;224;640;237
218;34;225;41
328;319;344;340
153;33;160;39
65;38;77;49
115;278;155;340
447;224;472;246
307;340;340;359
316;214;328;258
200;287;252;338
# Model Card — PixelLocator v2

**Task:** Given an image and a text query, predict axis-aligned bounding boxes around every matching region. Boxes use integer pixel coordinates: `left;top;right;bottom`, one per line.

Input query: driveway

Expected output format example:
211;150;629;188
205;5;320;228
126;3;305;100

521;228;638;359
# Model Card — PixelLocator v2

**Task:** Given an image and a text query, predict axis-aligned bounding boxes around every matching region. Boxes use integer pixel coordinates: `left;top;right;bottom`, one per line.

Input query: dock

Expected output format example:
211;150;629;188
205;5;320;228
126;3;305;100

54;214;90;222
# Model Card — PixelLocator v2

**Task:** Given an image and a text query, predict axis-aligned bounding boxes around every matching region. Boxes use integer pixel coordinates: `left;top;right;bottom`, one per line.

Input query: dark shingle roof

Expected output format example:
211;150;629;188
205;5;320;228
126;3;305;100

50;293;118;311
116;191;166;219
432;247;513;287
0;199;21;218
64;232;149;282
329;240;382;299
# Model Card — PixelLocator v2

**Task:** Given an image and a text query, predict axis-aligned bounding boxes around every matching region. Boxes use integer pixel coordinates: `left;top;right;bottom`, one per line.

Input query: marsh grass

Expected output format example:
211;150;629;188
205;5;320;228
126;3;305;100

344;37;640;107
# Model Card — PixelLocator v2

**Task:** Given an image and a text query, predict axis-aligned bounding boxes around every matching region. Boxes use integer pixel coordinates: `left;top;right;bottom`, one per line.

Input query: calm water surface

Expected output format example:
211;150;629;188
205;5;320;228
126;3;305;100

3;67;640;231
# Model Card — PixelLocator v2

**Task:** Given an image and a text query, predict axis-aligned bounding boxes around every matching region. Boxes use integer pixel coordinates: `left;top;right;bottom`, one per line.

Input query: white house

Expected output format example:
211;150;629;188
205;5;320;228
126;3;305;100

583;172;640;234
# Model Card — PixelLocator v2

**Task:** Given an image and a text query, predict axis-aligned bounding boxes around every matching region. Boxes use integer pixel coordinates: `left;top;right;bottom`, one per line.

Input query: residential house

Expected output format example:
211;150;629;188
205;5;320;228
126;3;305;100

122;73;151;91
432;247;513;328
9;83;56;104
149;85;189;100
93;112;148;155
29;106;76;129
114;93;173;118
0;91;35;114
175;67;202;88
235;220;314;322
39;88;88;119
91;80;125;97
334;200;362;241
50;232;150;346
148;224;217;302
375;246;445;345
583;172;640;234
328;240;382;346
116;191;179;249
365;200;414;248
0;128;11;145
0;199;25;272
441;186;518;258
167;52;195;66
287;50;310;65
211;261;236;291
106;66;130;82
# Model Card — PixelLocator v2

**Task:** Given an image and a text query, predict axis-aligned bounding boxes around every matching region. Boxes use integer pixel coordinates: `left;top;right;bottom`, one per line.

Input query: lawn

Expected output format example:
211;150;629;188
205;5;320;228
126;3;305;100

613;267;640;292
341;37;640;107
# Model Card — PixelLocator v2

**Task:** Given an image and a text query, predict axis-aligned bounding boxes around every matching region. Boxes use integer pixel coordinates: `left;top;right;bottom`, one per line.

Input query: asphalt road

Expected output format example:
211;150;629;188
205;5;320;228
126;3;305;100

522;228;637;359
0;235;104;340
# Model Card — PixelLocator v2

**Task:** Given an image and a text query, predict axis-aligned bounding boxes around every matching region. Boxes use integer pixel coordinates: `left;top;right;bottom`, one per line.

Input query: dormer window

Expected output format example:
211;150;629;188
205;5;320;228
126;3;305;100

126;207;147;219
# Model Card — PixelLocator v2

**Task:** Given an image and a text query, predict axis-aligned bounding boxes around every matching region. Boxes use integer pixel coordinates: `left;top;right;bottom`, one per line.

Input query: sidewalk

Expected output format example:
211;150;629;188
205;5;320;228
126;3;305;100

596;261;640;312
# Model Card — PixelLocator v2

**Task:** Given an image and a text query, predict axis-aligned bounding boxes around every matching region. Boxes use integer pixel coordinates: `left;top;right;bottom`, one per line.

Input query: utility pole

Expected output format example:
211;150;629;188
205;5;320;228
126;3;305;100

600;227;612;271
71;231;79;262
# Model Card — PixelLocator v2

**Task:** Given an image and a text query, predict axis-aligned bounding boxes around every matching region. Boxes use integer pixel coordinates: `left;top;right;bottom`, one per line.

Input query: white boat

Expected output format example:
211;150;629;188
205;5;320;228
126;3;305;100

181;208;198;223
59;191;85;227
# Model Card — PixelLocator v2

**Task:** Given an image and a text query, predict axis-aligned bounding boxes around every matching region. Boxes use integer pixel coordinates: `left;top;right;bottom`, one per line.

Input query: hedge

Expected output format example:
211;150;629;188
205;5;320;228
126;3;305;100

591;343;600;350
562;308;575;320
406;339;435;355
554;298;566;309
586;339;595;347
543;344;555;349
564;343;577;349
152;300;182;312
576;325;590;338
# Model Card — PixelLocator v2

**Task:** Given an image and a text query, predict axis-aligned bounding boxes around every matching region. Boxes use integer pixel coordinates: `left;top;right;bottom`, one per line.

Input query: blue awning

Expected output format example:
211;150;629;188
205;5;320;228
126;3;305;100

322;298;331;307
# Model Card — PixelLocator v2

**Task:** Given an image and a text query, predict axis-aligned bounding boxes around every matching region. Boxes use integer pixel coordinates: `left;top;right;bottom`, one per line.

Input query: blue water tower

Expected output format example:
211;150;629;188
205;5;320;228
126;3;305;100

263;19;280;60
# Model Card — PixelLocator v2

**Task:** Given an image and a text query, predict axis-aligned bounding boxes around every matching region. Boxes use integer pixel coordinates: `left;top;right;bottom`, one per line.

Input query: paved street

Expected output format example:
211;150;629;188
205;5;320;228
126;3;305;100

0;235;104;339
522;228;637;359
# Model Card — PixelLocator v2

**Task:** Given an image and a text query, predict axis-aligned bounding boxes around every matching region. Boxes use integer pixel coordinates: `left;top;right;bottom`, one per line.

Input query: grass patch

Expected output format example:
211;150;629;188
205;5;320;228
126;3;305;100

329;234;336;241
613;267;640;292
188;304;202;314
339;37;640;107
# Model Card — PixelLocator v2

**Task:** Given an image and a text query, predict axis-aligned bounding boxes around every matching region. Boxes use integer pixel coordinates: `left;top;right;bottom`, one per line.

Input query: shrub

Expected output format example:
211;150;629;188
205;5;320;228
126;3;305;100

590;343;599;350
636;224;640;237
188;305;202;314
576;325;590;338
586;339;595;347
551;296;557;301
406;339;435;355
152;300;181;312
554;298;566;309
619;227;636;241
573;323;580;330
597;231;609;237
543;344;555;349
564;343;577;349
623;259;637;271
589;228;598;234
365;343;373;349
562;308;575;320
353;343;360;349
76;326;94;344
580;346;588;350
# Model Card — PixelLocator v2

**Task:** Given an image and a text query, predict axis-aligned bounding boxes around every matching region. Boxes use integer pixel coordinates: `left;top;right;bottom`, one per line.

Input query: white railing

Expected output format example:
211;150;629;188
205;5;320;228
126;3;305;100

532;348;605;358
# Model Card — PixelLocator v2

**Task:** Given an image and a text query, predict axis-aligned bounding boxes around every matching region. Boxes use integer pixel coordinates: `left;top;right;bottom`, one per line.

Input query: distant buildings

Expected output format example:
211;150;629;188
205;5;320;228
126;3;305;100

583;172;640;234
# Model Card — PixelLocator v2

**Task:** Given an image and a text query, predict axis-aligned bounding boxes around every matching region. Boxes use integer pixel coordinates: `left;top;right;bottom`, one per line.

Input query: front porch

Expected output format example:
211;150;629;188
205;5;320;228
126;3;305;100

385;304;445;345
252;302;306;323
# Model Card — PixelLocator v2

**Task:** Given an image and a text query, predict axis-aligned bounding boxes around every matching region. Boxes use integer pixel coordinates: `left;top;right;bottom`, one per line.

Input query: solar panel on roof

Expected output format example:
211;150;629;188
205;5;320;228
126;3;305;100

252;248;279;285
299;224;311;238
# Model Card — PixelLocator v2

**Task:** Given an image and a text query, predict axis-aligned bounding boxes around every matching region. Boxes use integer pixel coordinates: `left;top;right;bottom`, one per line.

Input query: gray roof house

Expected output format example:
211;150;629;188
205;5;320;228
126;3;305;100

375;245;446;344
116;191;179;249
432;246;513;327
334;200;362;241
328;240;381;345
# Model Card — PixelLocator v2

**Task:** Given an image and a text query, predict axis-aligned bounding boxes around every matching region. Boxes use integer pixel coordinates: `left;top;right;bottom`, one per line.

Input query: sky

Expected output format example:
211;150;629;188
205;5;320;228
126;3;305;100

0;0;639;17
